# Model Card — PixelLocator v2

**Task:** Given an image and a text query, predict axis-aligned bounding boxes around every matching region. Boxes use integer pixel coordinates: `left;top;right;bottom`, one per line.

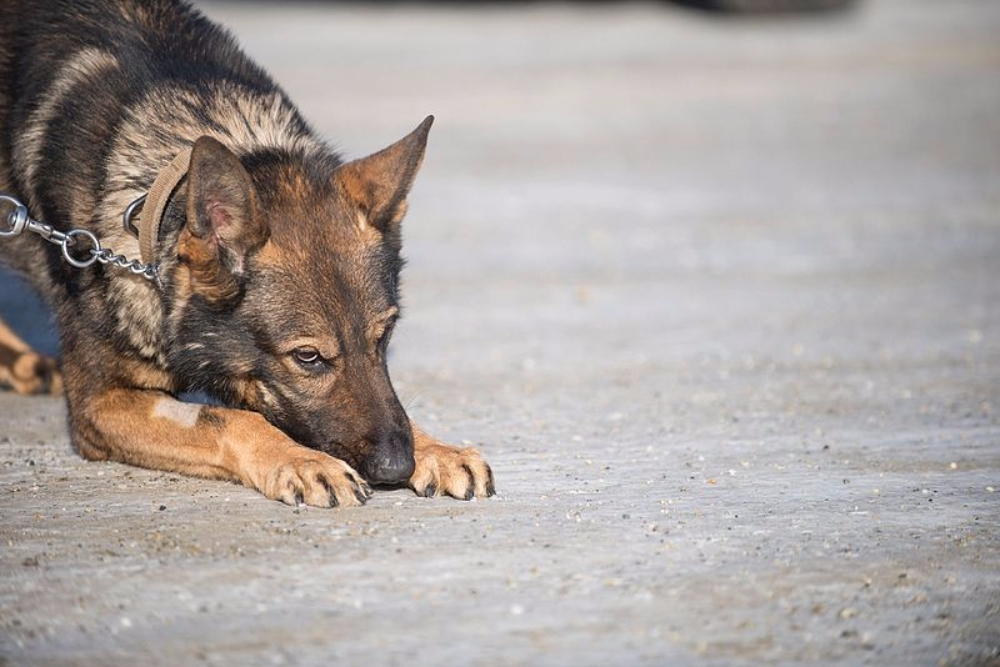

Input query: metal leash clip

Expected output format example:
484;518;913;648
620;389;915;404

1;193;159;282
0;194;30;238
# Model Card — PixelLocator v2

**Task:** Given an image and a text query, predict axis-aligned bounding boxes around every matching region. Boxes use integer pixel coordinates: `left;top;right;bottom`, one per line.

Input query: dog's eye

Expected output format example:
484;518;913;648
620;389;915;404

293;347;323;368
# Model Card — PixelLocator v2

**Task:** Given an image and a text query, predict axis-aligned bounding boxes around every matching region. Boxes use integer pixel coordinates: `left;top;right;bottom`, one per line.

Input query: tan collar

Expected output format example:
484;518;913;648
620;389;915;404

133;147;192;265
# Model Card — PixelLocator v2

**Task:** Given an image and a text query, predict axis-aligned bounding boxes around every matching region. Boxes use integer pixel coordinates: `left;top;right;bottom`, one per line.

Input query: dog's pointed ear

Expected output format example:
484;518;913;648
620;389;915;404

181;136;267;302
335;115;433;237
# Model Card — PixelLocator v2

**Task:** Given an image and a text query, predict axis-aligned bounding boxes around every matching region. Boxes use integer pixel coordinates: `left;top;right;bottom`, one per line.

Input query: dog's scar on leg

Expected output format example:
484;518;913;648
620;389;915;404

152;398;202;428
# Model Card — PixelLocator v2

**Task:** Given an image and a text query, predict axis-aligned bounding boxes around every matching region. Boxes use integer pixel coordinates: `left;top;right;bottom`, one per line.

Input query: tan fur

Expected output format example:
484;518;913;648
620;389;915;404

410;427;496;500
73;388;372;506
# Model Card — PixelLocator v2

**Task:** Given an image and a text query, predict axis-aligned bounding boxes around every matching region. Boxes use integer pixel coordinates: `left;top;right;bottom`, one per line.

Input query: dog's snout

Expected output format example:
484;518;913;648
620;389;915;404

362;431;415;485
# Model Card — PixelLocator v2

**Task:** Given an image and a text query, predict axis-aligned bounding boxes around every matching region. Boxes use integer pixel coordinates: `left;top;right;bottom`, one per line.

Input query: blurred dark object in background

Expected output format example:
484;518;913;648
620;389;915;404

673;0;858;12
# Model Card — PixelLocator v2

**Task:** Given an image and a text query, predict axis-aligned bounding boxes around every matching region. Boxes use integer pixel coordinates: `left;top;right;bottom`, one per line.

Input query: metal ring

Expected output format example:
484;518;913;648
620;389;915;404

62;229;101;268
0;194;29;238
122;193;147;238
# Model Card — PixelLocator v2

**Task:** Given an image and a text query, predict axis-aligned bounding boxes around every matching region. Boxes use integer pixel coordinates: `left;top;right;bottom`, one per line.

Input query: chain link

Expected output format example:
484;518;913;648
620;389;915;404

0;194;159;283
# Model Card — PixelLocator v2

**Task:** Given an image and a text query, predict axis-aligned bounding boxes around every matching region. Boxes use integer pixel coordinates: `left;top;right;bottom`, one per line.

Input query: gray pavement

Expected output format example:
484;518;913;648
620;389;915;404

2;1;999;664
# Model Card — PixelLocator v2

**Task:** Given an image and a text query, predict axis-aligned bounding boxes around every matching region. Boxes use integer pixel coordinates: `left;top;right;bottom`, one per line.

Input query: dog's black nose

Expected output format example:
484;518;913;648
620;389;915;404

362;432;415;485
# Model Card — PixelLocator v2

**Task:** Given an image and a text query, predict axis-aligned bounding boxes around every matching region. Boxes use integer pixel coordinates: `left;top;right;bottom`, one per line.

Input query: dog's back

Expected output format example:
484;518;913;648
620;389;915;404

0;0;316;293
0;0;295;208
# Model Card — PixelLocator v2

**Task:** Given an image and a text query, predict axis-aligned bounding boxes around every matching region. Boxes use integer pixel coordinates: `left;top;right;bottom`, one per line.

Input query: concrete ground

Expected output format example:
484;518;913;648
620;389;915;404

2;0;999;664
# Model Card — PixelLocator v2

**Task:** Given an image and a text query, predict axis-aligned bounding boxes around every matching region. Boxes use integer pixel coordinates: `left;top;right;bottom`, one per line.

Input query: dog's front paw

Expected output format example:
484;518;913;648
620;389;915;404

409;431;495;500
263;450;373;508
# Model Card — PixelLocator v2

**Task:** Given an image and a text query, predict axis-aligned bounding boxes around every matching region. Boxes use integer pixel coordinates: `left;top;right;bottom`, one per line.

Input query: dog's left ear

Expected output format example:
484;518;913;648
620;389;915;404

335;115;433;239
181;136;268;303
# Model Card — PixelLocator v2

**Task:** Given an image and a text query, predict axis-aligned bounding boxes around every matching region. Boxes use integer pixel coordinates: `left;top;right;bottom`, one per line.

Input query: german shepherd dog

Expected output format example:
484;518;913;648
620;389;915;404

0;0;494;506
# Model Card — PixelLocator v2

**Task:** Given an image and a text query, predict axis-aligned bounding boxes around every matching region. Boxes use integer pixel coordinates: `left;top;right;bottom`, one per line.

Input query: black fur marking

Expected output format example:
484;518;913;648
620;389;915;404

196;408;225;429
461;464;476;501
485;466;496;497
316;474;339;508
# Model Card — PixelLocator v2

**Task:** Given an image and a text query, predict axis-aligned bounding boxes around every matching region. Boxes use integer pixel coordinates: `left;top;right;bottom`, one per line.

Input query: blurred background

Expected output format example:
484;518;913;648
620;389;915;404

172;0;997;400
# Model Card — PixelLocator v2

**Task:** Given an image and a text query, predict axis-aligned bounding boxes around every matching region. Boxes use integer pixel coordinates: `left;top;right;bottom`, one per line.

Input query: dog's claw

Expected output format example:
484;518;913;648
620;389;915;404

485;466;496;498
460;464;476;500
264;449;369;508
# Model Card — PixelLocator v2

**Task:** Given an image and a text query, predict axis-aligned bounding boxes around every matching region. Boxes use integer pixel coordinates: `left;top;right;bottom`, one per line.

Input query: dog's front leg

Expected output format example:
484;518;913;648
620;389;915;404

72;388;372;507
408;425;495;500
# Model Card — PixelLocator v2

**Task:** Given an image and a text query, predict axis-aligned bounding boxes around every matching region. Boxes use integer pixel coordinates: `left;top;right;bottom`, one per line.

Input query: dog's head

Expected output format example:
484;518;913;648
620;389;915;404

166;117;434;486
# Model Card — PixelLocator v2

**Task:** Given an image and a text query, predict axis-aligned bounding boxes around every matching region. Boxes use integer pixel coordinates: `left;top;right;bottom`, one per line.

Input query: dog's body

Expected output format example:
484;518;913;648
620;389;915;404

0;0;493;506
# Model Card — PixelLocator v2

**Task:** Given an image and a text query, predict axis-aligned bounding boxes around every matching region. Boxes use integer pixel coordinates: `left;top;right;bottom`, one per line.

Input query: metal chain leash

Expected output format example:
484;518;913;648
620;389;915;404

0;194;159;283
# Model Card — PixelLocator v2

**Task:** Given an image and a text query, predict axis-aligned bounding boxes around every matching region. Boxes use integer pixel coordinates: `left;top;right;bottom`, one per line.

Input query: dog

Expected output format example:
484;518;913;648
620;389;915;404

0;0;494;507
